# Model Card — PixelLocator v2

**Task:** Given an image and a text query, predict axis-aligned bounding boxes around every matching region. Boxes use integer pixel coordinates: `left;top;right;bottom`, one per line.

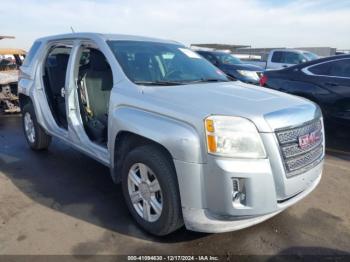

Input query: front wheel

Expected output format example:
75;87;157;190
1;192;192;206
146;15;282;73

22;103;51;150
121;145;183;236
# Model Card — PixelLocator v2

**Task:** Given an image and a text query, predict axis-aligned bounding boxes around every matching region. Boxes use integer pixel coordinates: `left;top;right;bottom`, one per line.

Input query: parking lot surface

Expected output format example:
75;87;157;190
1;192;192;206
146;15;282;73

0;114;350;255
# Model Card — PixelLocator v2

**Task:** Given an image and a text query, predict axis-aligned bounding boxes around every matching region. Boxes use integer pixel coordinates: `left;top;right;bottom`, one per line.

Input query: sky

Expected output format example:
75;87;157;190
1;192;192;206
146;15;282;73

0;0;350;50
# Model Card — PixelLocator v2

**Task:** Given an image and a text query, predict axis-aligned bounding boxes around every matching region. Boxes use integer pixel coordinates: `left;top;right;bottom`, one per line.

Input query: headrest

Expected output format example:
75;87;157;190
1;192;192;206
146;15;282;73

90;49;109;71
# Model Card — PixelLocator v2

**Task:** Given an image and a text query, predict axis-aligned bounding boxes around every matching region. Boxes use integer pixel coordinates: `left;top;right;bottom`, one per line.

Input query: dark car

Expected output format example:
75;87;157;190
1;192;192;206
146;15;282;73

196;50;263;84
260;55;350;132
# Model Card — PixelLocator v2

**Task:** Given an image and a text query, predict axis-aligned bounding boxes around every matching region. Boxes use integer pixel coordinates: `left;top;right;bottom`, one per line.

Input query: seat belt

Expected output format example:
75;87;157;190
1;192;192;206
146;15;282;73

80;73;93;118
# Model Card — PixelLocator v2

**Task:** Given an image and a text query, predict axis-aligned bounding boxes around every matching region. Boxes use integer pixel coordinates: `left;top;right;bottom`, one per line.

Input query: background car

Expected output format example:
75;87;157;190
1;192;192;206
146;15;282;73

260;54;350;134
196;50;263;85
0;48;26;113
241;49;319;70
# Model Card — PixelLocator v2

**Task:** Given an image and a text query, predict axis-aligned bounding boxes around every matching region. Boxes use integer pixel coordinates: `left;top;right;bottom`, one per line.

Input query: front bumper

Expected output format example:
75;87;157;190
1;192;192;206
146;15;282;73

182;173;321;233
174;137;323;233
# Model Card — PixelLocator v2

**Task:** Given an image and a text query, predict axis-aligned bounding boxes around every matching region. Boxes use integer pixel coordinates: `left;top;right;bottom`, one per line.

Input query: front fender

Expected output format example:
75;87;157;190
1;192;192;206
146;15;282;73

108;106;205;168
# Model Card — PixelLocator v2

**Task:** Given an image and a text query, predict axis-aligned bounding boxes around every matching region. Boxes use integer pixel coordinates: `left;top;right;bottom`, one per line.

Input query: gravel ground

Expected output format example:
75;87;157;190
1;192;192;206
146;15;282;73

0;115;349;256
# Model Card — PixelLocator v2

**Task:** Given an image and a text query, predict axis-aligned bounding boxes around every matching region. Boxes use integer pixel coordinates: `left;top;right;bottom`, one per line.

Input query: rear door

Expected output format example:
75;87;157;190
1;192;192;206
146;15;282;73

303;58;350;123
268;51;285;70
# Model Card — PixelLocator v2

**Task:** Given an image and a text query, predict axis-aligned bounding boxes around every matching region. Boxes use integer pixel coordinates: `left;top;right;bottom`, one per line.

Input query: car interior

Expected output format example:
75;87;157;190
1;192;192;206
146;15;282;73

77;47;113;146
43;46;72;129
116;51;164;82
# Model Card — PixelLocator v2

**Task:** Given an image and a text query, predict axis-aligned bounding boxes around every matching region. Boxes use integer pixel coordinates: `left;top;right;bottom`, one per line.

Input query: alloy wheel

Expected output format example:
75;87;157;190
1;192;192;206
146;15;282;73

127;163;163;222
24;112;35;143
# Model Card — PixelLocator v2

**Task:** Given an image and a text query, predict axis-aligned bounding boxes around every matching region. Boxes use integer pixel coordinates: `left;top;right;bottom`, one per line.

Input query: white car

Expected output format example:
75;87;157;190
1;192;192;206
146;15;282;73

244;49;319;70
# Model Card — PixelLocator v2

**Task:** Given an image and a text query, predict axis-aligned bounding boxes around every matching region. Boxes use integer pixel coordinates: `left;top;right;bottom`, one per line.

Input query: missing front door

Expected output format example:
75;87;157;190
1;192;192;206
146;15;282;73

76;47;113;146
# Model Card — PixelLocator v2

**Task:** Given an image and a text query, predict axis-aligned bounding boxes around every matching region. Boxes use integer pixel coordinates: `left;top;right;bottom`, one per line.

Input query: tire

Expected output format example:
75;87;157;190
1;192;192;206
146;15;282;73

121;145;183;236
22;102;51;150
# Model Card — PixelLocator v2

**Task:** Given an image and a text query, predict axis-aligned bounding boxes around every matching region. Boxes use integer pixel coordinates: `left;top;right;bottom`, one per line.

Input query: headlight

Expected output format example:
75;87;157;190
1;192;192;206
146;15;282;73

237;70;260;81
205;115;266;158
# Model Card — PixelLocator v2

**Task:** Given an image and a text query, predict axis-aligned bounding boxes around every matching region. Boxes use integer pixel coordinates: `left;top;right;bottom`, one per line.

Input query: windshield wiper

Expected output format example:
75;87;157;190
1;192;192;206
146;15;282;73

187;78;230;84
134;80;185;86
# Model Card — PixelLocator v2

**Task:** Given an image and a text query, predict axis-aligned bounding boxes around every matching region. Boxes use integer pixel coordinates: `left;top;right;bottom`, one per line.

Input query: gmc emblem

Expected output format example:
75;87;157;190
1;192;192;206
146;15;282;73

298;131;321;149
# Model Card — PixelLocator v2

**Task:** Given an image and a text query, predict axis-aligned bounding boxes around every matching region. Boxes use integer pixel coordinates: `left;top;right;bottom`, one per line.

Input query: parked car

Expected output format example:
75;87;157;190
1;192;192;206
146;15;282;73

0;48;26;113
243;49;319;70
196;50;263;84
260;54;350;131
19;33;324;236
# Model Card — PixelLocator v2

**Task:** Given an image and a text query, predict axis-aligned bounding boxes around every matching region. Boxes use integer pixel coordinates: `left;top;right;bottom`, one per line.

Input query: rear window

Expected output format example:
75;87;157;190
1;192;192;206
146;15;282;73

22;41;41;66
329;59;350;78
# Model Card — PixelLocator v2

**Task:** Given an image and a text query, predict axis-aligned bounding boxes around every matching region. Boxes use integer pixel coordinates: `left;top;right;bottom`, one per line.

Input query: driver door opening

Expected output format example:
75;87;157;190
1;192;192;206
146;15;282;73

77;47;113;146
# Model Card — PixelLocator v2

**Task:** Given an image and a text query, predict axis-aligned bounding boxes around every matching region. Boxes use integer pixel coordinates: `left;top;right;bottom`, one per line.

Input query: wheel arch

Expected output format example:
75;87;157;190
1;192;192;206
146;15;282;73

108;107;204;183
112;131;174;183
18;93;32;110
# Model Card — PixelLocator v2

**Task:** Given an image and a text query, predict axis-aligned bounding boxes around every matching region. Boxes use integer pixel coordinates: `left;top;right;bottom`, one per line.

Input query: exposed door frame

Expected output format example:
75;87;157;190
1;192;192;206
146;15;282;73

38;40;74;136
64;40;110;166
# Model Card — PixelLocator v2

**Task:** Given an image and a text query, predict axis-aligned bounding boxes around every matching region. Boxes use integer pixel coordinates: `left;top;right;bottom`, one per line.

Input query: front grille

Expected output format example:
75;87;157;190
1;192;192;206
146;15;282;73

275;119;324;177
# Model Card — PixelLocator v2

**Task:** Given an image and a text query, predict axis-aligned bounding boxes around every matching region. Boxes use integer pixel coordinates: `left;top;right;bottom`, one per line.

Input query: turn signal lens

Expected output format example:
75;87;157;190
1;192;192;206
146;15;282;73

207;135;217;153
205;119;215;132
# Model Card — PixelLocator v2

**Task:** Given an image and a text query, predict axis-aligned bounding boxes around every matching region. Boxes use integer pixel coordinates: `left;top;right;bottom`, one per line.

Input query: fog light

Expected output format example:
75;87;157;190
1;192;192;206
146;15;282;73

232;178;246;206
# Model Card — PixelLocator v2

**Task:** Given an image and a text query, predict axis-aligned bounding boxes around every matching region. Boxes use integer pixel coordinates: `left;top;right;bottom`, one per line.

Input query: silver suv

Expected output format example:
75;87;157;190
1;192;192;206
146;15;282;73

18;33;324;236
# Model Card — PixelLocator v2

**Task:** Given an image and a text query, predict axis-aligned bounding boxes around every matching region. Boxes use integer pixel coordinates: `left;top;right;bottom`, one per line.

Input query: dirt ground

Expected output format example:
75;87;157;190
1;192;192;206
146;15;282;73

0;114;350;256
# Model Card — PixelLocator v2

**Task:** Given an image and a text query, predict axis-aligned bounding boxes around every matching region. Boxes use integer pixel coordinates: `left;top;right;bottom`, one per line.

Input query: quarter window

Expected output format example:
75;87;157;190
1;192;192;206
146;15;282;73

308;59;350;78
308;63;331;75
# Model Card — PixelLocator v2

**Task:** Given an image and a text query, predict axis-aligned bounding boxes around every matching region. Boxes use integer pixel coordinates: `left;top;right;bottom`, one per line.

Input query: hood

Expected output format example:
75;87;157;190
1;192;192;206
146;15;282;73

221;63;264;72
141;81;320;133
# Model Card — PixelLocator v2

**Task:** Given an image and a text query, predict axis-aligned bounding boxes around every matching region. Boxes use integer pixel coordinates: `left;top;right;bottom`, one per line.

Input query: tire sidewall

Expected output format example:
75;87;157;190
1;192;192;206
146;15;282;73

22;103;40;149
121;146;179;235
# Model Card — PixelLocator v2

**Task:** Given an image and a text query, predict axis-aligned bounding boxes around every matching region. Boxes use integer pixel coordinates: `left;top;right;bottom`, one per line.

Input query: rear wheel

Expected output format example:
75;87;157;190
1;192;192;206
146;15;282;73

22;103;51;150
121;145;183;236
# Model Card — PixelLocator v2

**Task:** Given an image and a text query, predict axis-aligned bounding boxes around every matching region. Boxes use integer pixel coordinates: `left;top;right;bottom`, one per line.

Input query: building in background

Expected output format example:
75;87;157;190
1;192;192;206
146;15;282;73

192;43;346;57
191;44;251;53
0;35;15;41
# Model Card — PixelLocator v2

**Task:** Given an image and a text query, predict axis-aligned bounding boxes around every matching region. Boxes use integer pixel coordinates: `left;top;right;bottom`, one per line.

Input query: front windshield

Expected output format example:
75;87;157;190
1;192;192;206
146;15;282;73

214;53;242;65
107;41;228;85
303;52;319;61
